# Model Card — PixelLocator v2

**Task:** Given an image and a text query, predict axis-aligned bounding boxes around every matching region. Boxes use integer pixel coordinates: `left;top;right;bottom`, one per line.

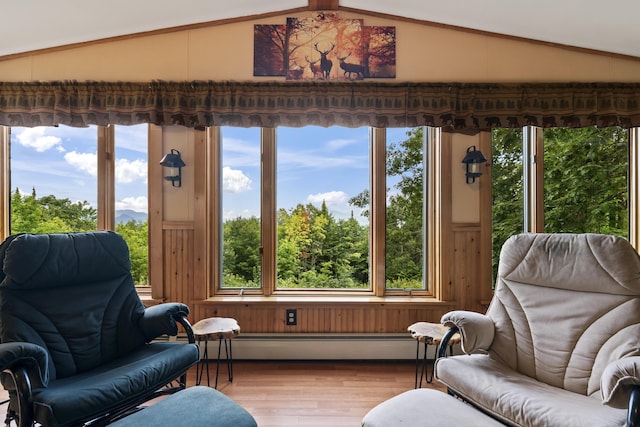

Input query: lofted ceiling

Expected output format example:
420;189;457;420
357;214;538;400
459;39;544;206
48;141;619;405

1;0;639;59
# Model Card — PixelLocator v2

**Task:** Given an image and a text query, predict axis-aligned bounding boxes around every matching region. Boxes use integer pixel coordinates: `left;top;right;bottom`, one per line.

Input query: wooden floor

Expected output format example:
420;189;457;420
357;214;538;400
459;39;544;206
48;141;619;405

0;360;447;427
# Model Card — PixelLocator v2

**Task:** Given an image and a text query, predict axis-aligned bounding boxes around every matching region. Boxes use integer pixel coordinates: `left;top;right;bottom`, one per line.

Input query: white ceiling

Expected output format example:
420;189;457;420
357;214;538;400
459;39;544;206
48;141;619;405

2;0;639;58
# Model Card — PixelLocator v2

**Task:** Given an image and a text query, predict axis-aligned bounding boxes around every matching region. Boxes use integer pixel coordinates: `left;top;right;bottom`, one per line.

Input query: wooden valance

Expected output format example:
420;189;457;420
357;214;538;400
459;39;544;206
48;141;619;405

2;80;640;132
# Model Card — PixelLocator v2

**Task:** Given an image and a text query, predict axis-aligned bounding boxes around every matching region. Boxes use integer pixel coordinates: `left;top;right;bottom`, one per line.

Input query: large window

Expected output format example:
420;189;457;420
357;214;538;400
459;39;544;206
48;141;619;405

220;127;262;289
276;127;370;290
114;124;149;286
9;125;98;233
385;128;426;291
216;126;430;295
492;126;629;278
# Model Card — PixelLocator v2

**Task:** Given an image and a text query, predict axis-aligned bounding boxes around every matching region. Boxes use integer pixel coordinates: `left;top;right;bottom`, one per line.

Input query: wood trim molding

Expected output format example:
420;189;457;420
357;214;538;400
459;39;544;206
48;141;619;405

0;126;8;240
148;125;165;301
96;126;115;231
478;131;494;299
261;128;277;297
630;128;640;251
370;128;386;296
309;0;339;10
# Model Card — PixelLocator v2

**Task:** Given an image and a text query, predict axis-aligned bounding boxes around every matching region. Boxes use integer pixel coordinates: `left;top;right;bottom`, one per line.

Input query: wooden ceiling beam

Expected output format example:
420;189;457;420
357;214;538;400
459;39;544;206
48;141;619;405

309;0;339;10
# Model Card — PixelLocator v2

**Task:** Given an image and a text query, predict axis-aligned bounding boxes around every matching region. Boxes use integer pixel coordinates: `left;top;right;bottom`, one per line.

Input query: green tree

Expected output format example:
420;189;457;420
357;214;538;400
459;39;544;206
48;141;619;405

385;128;424;287
543;127;627;235
350;127;424;288
491;128;524;279
10;188;97;234
491;126;628;279
116;220;149;286
223;216;261;287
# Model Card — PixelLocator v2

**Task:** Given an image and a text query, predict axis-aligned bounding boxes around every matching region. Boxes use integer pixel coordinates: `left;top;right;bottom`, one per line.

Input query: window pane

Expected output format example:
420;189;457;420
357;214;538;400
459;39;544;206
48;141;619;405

10;125;97;233
491;128;524;280
543;127;628;236
385;127;425;290
115;124;149;286
221;127;261;289
276;127;370;290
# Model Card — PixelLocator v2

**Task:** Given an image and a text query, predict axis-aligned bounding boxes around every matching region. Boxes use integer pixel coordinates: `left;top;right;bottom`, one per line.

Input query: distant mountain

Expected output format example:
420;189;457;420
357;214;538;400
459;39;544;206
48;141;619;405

115;210;147;224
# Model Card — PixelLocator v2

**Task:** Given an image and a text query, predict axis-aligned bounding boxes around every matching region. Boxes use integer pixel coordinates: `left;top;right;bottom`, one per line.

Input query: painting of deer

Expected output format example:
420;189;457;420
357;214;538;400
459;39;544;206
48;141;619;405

286;61;306;80
337;52;365;80
305;55;323;79
254;13;396;80
314;42;334;79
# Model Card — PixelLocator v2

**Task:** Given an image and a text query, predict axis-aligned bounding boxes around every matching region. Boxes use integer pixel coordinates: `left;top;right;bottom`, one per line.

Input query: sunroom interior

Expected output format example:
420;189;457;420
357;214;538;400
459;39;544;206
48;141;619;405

2;0;640;363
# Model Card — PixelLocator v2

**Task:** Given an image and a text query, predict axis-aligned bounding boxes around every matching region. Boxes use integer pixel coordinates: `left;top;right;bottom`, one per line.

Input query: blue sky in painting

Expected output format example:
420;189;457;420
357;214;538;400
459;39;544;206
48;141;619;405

9;125;412;221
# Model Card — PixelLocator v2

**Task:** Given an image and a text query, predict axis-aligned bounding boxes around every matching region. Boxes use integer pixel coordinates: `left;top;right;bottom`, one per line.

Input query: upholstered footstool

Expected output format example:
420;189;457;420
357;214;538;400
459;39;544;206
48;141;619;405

111;386;257;427
362;389;503;427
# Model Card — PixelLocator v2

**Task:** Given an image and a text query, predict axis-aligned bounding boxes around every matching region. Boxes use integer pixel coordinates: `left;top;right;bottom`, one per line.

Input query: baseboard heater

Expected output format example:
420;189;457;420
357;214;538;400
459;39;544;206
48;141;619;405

170;333;447;361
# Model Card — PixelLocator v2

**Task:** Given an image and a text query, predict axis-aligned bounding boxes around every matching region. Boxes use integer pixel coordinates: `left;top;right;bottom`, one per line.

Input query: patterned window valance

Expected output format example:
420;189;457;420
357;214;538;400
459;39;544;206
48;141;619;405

2;80;640;132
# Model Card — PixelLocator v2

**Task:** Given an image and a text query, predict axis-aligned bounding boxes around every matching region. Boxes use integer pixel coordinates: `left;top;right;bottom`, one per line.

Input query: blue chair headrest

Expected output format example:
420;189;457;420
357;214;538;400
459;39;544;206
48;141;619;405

1;231;131;289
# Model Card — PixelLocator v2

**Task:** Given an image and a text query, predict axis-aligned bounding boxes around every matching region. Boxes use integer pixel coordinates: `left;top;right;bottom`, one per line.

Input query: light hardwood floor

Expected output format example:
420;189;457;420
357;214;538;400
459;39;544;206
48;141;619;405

0;360;446;427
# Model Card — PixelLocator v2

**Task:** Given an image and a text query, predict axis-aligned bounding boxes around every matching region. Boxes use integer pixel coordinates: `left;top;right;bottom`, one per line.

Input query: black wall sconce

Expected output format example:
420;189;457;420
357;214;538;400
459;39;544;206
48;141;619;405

462;145;487;184
159;149;185;187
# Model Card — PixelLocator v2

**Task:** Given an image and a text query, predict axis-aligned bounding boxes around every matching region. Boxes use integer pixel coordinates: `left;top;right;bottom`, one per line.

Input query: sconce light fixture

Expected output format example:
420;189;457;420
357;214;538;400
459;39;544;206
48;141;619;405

461;145;487;184
159;149;185;187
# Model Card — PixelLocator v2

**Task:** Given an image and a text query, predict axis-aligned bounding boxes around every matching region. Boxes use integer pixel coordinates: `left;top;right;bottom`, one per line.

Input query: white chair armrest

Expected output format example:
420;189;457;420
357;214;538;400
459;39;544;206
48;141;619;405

601;356;640;409
441;310;495;354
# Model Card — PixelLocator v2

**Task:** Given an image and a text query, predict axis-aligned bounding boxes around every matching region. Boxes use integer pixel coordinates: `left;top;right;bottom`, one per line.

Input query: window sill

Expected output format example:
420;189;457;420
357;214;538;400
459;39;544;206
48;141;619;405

199;295;445;305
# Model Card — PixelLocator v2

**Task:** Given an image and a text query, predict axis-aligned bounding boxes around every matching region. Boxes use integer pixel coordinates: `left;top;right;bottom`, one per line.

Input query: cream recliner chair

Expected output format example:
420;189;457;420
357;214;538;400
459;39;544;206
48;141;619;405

435;233;640;427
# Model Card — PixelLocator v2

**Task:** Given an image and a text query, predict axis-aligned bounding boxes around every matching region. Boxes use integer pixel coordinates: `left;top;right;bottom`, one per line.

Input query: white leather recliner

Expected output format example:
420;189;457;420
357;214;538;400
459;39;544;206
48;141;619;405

436;233;640;427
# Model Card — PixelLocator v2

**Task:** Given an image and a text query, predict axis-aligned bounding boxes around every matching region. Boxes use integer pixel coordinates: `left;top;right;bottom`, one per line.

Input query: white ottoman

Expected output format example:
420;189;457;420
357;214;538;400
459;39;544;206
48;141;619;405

362;389;504;427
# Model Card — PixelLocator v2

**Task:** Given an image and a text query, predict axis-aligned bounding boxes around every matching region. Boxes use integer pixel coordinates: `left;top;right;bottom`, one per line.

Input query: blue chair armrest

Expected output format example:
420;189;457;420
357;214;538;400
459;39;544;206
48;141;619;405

139;303;194;343
0;342;48;388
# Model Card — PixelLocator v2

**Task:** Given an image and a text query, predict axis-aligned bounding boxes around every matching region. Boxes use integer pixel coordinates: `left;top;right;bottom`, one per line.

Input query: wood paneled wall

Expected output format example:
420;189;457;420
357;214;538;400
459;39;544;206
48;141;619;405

152;127;493;334
157;224;489;333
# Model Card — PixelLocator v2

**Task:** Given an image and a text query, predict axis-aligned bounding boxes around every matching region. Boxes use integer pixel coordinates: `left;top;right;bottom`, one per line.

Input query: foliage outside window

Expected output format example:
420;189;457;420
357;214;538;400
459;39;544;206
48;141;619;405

491;126;628;280
383;128;425;290
221;127;261;289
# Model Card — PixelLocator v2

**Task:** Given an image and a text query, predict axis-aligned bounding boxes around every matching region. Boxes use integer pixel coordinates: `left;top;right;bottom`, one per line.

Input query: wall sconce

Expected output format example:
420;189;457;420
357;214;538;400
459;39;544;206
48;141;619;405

159;149;185;187
462;145;487;184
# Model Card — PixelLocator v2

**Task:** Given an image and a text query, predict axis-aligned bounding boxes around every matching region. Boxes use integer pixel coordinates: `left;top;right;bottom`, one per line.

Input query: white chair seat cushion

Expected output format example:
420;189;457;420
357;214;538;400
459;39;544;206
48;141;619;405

436;354;627;427
361;388;503;427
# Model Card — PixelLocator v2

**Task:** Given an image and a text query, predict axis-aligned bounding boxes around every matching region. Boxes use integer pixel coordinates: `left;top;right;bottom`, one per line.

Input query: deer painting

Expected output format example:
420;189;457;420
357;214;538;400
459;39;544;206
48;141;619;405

314;42;334;79
305;55;323;79
287;61;305;80
337;52;365;80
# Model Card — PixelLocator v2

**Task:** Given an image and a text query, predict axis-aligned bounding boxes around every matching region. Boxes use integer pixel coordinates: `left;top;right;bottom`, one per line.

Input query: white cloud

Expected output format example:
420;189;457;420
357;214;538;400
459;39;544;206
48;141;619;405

16;128;62;152
326;138;357;150
116;196;148;213
223;166;252;193
64;151;97;176
307;191;348;207
116;158;147;184
114;125;148;153
223;208;254;221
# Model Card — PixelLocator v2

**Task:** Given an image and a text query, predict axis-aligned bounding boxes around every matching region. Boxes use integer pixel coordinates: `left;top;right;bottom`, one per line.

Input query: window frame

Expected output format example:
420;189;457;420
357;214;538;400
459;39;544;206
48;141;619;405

521;126;637;241
207;126;437;298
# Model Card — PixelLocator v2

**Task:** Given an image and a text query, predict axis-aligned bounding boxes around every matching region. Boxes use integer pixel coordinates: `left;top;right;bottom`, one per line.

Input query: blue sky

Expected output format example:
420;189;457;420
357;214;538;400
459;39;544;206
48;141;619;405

10;125;412;221
222;127;411;224
10;124;148;212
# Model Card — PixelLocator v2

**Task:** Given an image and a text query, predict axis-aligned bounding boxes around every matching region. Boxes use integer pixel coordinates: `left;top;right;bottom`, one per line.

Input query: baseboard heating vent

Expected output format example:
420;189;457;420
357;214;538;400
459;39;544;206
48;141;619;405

189;333;434;361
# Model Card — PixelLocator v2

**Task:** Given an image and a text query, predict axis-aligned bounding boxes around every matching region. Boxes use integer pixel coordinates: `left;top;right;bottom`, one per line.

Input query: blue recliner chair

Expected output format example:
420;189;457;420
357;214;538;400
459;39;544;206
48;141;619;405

0;231;200;427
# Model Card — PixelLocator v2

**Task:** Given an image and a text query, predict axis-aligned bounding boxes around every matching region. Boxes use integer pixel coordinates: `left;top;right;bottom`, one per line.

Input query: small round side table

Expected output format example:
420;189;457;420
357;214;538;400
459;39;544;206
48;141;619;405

192;317;241;389
407;322;461;388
